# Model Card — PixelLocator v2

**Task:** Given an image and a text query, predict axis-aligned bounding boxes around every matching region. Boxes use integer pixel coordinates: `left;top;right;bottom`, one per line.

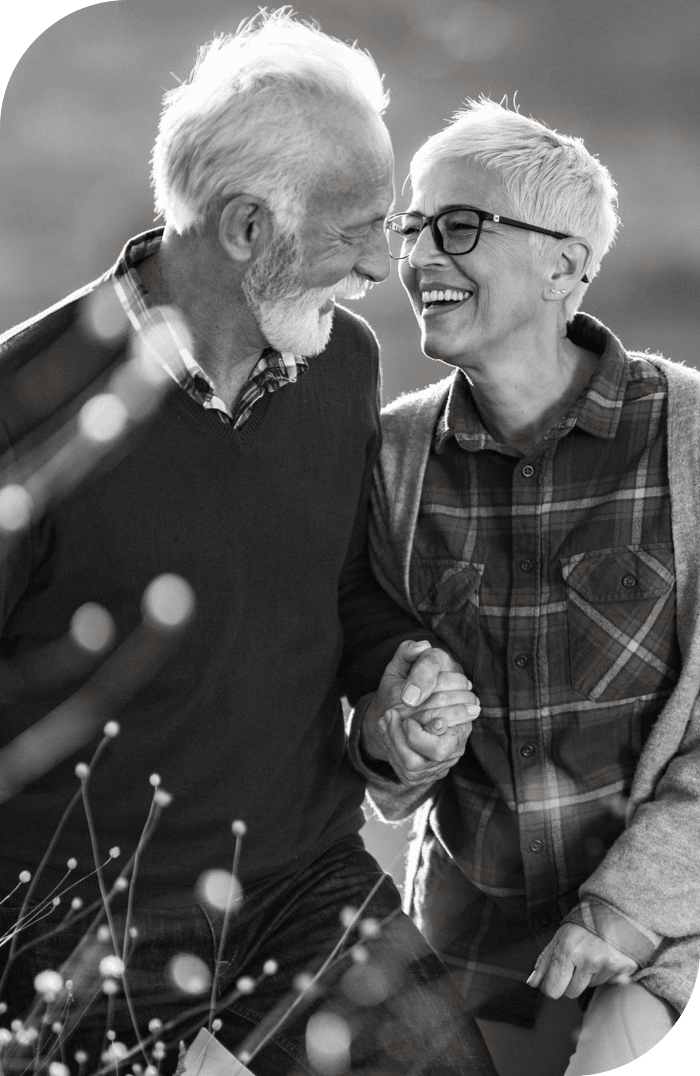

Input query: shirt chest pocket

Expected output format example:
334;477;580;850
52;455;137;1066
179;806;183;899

560;544;679;702
410;559;484;678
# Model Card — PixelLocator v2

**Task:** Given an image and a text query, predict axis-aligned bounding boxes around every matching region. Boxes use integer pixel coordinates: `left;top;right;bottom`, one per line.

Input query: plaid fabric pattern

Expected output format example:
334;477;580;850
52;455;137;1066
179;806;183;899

112;229;307;428
410;316;680;1021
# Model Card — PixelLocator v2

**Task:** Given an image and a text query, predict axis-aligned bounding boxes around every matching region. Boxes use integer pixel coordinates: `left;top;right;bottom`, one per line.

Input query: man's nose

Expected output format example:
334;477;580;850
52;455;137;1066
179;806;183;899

355;227;392;283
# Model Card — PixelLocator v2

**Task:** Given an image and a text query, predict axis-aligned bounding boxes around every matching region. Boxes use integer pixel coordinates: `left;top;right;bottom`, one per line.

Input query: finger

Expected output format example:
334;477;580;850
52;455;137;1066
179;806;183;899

539;951;577;1000
400;647;458;707
381;714;463;783
526;940;557;989
409;697;480;731
384;640;434;686
380;711;449;780
402;719;469;762
563;964;594;999
431;671;473;692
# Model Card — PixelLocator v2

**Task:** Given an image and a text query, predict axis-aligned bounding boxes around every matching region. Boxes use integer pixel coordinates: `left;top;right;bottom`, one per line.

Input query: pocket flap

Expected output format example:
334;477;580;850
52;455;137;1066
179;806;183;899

412;560;484;613
561;546;674;603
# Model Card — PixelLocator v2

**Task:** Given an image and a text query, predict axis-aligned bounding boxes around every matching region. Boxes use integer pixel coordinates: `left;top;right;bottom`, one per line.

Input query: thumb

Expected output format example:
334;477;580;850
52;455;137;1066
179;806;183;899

382;639;433;684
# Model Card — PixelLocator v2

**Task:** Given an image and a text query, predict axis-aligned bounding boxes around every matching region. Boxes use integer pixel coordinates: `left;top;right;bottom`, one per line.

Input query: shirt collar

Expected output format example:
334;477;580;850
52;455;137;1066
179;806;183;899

436;312;630;454
111;227;304;416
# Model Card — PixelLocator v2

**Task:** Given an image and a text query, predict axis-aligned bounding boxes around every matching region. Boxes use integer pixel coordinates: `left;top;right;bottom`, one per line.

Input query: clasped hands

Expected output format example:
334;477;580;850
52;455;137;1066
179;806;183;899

361;639;480;786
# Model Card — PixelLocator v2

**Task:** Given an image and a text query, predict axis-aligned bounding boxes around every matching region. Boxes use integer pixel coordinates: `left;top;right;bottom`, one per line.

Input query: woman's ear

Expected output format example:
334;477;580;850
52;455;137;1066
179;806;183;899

544;236;592;300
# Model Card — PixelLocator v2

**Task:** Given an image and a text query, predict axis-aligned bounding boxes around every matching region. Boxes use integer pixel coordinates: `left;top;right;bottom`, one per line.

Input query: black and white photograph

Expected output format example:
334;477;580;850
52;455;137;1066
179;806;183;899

0;2;698;1074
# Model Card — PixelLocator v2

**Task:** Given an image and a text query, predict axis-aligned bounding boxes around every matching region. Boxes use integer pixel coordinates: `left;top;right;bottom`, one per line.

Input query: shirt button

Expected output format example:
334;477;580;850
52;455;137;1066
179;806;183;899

622;574;637;589
536;912;551;928
521;464;535;478
519;558;534;573
514;653;529;669
528;839;544;853
520;743;536;758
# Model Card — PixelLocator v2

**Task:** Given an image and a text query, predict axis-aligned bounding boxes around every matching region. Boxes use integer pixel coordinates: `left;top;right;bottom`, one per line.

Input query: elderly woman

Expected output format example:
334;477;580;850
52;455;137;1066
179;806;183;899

348;100;700;1076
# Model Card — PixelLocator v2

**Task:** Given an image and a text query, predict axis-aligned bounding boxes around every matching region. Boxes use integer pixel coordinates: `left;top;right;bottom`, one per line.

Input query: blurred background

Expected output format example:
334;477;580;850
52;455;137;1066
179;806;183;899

1;0;698;887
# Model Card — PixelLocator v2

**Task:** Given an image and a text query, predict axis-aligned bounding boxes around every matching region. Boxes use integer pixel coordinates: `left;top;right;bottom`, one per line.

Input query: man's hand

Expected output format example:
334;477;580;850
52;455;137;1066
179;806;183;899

360;640;480;786
527;923;639;999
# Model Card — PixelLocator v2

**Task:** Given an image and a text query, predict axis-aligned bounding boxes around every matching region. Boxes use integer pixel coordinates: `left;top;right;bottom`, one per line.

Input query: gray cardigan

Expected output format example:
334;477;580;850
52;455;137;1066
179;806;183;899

360;354;700;1013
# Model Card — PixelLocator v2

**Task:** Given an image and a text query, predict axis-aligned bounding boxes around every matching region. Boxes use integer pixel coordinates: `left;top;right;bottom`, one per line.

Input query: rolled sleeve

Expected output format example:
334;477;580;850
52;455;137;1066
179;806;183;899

563;897;664;967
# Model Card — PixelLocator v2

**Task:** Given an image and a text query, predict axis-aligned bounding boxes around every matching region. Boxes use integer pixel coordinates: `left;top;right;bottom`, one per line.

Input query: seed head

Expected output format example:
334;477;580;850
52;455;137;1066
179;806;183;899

235;976;255;995
231;820;247;837
263;959;278;976
109;846;121;859
18;870;30;884
75;763;89;780
67;858;77;870
99;955;125;978
104;721;120;738
149;773;161;787
34;970;63;996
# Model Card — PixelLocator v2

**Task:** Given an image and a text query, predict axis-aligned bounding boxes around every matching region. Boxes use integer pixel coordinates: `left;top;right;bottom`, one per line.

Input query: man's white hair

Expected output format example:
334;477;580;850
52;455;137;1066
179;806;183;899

411;98;619;301
152;7;389;235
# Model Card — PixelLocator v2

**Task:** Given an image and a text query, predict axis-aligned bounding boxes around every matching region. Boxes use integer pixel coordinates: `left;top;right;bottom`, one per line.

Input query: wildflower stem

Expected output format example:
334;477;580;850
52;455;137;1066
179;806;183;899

0;727;113;999
208;828;245;1032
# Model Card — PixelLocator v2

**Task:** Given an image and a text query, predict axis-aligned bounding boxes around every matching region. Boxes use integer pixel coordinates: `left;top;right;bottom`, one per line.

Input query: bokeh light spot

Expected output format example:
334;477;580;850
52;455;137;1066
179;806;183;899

196;868;242;912
0;485;33;533
142;574;195;629
79;393;129;443
168;953;211;995
305;1011;351;1076
70;602;115;654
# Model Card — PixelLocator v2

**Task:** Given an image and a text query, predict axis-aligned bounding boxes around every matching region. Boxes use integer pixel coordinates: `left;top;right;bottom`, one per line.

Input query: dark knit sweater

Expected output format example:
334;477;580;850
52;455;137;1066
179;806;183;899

0;278;424;898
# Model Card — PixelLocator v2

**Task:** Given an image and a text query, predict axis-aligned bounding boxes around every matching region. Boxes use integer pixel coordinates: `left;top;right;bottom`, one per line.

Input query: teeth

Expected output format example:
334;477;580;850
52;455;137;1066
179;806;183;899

421;289;469;304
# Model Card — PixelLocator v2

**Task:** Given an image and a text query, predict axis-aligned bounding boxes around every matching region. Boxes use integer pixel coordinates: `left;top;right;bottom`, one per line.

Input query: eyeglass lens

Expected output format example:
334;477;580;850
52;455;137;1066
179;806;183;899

387;209;481;259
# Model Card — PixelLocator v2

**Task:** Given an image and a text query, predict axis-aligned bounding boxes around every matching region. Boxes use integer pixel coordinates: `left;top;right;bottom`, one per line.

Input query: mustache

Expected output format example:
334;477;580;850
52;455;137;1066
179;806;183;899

298;273;372;307
332;273;373;301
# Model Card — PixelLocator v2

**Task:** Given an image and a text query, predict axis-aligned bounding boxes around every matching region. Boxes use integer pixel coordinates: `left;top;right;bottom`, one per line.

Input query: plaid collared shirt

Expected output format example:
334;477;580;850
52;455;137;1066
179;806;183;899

410;315;680;1022
111;229;307;428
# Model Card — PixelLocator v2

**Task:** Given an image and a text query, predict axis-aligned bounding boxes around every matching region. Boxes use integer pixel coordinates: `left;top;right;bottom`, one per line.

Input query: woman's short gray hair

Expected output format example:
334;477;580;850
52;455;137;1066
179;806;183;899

411;98;619;285
152;8;389;235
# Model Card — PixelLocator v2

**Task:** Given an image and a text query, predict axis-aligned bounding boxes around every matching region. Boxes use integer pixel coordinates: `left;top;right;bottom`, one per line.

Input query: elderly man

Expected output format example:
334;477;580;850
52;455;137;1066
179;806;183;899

350;100;700;1076
0;14;496;1076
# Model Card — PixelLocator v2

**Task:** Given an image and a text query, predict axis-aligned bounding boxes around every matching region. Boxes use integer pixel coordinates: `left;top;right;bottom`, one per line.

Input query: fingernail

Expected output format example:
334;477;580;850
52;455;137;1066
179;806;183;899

467;705;480;716
432;719;444;731
378;720;386;735
526;971;537;986
402;685;421;706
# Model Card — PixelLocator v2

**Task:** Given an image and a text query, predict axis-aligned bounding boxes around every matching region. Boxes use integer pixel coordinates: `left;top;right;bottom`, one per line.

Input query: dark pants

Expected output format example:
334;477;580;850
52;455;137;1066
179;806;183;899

0;836;497;1076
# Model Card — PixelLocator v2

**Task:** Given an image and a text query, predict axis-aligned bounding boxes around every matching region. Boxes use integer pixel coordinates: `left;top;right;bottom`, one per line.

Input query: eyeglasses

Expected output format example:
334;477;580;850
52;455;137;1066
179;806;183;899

385;205;589;283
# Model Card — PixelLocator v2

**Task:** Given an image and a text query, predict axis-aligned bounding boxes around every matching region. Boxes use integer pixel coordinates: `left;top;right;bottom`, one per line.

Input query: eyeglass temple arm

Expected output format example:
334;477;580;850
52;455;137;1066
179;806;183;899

490;216;590;284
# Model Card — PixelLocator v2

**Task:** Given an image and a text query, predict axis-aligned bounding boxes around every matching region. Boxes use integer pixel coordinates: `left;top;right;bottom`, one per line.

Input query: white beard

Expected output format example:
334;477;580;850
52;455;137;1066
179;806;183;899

255;276;369;357
242;228;371;356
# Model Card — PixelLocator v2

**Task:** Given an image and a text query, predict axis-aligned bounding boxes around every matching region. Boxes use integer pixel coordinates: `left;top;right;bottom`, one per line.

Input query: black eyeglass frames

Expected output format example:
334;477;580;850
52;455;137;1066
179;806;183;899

385;206;589;283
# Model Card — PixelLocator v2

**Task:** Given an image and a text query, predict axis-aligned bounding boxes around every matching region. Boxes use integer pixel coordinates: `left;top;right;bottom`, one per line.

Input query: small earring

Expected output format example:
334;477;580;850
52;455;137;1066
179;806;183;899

550;288;567;295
